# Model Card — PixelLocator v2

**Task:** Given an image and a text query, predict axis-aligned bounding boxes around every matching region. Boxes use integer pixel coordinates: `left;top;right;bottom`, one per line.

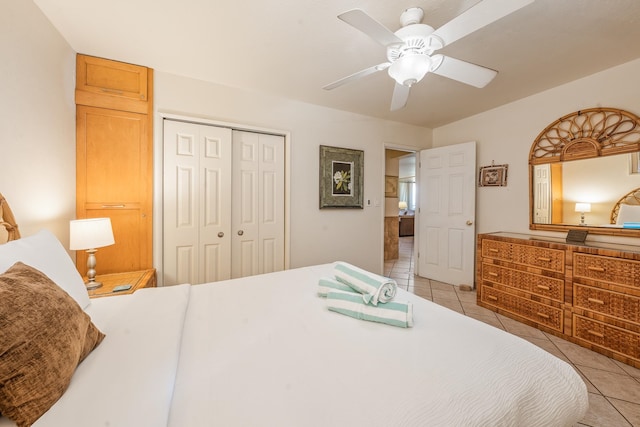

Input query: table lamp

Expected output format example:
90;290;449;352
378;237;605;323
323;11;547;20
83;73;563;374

399;201;408;214
575;203;591;226
70;218;115;289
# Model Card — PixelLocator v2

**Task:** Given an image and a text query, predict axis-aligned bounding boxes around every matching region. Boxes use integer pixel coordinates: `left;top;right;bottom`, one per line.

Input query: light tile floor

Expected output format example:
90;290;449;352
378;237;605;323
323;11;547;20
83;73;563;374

385;236;640;427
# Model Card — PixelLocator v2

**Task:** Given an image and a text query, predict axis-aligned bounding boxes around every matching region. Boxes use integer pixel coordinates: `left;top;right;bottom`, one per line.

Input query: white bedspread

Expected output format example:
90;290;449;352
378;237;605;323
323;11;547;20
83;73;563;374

5;263;587;427
167;264;587;427
34;284;191;427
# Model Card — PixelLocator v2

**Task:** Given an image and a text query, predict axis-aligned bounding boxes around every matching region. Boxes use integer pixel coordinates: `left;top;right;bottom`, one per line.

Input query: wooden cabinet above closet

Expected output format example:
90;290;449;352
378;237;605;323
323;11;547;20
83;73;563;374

76;54;150;114
75;54;153;276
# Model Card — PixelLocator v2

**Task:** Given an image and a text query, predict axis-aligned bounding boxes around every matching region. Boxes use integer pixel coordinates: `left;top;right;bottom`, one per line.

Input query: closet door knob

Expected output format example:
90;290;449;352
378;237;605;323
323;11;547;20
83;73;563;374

237;230;244;236
218;232;224;238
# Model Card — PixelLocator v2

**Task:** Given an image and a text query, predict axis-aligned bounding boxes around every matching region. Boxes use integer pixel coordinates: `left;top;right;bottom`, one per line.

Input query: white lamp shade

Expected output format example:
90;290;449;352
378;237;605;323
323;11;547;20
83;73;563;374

69;218;115;250
398;201;408;210
575;203;592;213
388;53;431;86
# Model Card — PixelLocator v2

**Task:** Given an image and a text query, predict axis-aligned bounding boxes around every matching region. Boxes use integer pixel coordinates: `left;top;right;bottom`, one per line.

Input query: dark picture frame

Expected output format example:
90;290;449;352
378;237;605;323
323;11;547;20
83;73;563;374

319;145;364;209
478;164;508;187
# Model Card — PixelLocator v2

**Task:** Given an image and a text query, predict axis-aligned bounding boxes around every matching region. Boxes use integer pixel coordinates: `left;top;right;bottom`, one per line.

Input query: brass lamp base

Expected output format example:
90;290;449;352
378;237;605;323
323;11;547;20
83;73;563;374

85;280;103;290
85;248;102;290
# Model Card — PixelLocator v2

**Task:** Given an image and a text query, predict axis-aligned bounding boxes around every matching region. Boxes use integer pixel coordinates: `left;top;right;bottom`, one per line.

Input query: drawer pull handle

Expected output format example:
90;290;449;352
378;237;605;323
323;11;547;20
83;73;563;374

587;297;605;305
536;312;550;319
587;329;604;338
537;257;551;262
101;88;124;95
101;204;126;208
536;285;550;291
587;266;605;273
488;272;499;277
487;295;498;301
488;248;499;253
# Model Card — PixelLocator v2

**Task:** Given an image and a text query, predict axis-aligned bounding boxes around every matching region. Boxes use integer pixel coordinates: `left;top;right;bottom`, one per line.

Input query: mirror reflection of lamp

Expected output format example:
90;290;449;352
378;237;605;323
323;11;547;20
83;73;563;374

69;218;115;290
575;203;591;226
399;201;408;215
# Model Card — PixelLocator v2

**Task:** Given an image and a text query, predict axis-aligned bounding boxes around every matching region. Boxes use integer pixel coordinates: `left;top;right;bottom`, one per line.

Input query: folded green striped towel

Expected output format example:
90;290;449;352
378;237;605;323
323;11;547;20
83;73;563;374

334;261;397;306
317;277;354;297
325;289;413;328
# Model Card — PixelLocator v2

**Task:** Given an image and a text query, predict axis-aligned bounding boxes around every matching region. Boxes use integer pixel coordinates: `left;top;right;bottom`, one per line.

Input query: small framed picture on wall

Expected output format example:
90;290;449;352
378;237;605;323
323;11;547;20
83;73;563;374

478;164;508;187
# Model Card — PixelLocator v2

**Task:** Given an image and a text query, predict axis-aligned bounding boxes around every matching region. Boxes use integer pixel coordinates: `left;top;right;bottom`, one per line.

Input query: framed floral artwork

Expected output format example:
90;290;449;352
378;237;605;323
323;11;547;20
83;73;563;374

319;145;364;208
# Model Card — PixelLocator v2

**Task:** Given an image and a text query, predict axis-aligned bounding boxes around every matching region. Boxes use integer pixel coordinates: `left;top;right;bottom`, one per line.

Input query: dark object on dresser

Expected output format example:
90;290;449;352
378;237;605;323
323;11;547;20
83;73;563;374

399;215;414;237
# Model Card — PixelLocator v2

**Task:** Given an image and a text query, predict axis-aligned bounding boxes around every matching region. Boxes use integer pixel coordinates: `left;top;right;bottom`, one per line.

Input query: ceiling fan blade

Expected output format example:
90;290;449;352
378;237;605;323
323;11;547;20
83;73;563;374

338;9;403;47
430;55;497;88
390;82;411;111
431;0;534;47
323;63;390;90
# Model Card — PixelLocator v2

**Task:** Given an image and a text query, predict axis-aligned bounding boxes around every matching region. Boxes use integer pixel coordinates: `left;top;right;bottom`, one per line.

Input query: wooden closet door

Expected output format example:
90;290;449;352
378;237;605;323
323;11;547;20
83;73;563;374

76;105;152;274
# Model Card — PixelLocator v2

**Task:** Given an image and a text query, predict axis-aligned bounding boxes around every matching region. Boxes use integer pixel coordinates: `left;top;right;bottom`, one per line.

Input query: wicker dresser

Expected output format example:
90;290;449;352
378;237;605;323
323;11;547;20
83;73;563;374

477;232;640;368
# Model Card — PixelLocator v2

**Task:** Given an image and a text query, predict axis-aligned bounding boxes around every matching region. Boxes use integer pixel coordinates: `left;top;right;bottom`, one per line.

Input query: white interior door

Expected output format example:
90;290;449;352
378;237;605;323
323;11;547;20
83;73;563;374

163;120;232;285
533;164;551;224
417;141;476;287
231;130;285;278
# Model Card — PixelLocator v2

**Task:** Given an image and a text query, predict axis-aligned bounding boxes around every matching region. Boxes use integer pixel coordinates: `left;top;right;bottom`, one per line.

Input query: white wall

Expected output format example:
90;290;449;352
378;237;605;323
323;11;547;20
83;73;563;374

154;72;432;274
0;0;76;247
433;58;640;245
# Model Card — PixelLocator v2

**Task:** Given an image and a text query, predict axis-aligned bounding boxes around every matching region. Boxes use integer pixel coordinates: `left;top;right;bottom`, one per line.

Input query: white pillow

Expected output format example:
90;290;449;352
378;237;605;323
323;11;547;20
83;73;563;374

0;229;90;309
616;203;640;225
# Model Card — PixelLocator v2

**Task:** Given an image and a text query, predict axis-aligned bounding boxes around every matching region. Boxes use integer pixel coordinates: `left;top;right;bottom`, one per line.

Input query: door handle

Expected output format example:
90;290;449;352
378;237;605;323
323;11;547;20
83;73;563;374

218;232;224;238
466;220;473;225
237;230;244;236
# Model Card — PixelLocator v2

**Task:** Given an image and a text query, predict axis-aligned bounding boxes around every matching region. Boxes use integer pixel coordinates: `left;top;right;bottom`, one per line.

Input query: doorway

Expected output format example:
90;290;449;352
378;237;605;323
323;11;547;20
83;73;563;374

384;149;416;262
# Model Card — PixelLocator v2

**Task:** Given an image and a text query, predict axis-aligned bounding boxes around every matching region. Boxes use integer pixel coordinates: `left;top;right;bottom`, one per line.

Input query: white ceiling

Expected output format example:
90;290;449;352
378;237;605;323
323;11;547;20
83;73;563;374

34;0;640;128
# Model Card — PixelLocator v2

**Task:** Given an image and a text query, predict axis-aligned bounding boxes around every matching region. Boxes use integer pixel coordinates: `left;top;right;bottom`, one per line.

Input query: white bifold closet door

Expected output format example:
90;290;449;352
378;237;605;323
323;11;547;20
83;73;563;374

163;119;284;286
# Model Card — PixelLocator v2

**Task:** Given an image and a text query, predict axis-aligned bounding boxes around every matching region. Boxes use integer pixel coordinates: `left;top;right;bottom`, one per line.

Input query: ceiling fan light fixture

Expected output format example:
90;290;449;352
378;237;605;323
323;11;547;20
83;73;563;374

388;53;431;86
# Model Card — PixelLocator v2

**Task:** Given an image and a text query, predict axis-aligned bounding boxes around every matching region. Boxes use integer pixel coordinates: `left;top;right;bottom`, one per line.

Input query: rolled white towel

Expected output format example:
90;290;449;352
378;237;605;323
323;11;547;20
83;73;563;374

317;277;354;297
333;262;397;306
325;289;413;328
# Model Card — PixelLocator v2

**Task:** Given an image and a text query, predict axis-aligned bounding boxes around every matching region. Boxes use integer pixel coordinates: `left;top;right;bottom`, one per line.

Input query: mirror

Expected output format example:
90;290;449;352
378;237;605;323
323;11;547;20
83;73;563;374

532;153;640;225
529;107;640;237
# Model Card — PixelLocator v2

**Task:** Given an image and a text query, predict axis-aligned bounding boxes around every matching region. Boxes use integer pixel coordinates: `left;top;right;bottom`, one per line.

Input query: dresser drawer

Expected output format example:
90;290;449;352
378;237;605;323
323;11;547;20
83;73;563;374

482;240;564;273
574;284;640;324
481;286;563;332
573;253;640;289
573;314;640;360
482;263;564;302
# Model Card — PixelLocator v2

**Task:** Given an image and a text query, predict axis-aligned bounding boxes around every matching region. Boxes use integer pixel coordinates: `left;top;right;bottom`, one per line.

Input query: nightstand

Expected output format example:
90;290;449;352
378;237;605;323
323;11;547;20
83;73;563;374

87;269;156;298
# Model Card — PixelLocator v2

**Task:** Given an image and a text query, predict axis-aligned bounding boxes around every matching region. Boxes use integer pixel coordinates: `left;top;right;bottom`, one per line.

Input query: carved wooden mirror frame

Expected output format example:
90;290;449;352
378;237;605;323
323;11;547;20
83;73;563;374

529;107;640;237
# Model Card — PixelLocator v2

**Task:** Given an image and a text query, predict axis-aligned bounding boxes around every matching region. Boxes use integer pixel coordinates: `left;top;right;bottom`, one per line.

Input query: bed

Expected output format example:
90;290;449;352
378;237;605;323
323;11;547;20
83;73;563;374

611;187;640;225
0;203;588;426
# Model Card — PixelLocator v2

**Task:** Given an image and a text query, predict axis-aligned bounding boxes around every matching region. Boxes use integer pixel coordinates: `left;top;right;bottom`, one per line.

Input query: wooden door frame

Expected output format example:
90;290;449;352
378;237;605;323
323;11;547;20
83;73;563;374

154;112;291;286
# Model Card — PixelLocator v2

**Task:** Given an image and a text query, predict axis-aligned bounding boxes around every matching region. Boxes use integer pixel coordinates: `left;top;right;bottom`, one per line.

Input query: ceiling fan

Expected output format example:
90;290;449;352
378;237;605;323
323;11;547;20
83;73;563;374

323;0;535;111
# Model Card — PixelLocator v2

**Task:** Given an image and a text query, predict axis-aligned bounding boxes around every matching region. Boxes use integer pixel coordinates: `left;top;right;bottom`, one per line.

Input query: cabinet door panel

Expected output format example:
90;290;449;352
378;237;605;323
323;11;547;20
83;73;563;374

79;107;149;202
76;106;152;274
76;54;148;112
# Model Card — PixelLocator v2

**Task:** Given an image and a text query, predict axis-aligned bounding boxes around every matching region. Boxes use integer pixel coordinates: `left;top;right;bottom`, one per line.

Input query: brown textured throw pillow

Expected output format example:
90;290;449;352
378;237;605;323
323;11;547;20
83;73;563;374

0;262;105;427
